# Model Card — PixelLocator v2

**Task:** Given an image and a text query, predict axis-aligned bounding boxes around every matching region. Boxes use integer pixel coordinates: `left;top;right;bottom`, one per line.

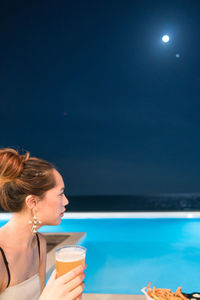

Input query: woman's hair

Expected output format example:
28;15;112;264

0;148;56;212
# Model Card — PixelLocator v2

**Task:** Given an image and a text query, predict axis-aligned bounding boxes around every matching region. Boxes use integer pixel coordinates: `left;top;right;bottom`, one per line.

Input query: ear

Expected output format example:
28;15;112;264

25;195;38;210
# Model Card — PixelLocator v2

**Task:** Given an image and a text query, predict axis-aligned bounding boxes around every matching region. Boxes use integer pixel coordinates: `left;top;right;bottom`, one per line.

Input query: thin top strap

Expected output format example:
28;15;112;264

0;247;11;288
35;233;40;260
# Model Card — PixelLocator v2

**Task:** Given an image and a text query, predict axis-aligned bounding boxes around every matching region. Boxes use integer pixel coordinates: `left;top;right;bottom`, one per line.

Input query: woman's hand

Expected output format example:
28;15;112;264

39;264;86;300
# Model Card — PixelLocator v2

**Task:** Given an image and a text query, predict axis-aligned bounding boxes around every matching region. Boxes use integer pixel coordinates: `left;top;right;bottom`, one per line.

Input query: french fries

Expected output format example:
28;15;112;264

146;282;188;300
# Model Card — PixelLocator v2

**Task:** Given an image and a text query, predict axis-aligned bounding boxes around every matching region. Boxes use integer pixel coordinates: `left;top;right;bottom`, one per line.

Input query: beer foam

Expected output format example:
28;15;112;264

56;249;85;262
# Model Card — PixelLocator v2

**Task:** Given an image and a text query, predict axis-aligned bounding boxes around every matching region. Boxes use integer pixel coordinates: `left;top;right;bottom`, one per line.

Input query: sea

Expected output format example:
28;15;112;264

1;194;200;212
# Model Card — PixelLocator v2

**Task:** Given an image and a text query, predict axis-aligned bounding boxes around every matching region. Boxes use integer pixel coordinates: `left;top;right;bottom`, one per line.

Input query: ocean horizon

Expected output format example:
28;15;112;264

1;193;200;212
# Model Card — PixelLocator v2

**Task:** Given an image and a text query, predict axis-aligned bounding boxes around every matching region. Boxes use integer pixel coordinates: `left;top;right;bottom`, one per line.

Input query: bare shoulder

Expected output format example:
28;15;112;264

0;249;8;293
0;251;5;272
0;227;10;292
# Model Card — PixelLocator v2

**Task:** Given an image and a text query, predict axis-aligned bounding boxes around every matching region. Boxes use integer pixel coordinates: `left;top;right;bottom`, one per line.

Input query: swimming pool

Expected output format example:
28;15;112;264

1;213;200;294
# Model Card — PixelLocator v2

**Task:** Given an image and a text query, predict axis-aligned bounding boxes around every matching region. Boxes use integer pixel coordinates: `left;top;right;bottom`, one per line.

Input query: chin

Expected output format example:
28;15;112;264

55;218;62;225
54;216;62;225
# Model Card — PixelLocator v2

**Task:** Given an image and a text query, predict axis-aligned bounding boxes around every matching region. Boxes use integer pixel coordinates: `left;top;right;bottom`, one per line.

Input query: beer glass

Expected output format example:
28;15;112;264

56;245;86;277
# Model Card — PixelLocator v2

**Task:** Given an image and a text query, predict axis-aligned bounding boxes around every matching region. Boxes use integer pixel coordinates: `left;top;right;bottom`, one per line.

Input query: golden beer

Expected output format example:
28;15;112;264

56;246;86;278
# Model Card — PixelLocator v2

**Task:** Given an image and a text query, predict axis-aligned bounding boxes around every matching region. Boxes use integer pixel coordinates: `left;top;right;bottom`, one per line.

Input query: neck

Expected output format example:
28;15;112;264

3;211;40;249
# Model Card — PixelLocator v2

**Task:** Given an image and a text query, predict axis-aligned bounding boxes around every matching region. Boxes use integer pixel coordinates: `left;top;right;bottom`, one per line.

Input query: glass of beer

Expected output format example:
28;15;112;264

56;245;86;277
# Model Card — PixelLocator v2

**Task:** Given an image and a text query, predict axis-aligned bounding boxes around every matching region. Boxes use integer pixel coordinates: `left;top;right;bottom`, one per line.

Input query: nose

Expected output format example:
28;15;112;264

63;195;69;206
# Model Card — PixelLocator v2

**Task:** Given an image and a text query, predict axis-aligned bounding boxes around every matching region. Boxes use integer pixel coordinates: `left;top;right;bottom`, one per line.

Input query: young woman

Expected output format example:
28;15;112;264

0;148;85;300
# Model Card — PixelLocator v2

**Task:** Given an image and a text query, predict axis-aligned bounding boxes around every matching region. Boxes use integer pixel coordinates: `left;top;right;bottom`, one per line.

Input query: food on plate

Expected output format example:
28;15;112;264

145;282;188;300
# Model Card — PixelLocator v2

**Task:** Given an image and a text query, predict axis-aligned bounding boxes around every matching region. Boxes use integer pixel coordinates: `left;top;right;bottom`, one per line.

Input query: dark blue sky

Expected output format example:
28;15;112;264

0;0;200;195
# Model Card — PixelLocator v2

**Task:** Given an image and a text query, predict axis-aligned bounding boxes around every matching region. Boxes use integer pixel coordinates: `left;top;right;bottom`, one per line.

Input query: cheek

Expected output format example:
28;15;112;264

50;199;62;215
38;197;62;223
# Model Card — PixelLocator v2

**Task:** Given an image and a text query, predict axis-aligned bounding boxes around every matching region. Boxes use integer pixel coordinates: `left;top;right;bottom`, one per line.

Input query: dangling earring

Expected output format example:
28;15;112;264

28;211;42;234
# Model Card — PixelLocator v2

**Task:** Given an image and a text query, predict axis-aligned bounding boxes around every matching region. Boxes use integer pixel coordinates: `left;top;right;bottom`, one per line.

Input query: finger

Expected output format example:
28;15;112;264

74;296;82;300
66;273;85;292
69;282;85;299
57;264;85;284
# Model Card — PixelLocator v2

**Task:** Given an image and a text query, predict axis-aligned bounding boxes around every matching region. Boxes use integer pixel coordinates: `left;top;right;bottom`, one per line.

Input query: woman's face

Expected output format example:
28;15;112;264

36;169;69;225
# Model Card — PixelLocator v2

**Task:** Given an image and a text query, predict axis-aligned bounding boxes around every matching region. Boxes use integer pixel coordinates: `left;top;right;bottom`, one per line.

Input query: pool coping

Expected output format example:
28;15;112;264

62;212;200;218
1;211;200;219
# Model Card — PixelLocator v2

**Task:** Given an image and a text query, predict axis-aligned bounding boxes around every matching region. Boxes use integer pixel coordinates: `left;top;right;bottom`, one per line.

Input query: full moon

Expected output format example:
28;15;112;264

162;35;170;43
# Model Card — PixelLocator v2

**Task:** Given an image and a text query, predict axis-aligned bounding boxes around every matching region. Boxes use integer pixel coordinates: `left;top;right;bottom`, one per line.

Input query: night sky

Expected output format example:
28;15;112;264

0;0;200;196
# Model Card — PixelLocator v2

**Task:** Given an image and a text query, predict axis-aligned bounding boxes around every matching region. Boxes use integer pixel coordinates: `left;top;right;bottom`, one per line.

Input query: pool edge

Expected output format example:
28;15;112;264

1;212;200;219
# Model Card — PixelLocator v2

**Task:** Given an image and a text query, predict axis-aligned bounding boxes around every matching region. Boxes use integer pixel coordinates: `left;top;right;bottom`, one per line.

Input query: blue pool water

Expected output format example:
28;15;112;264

1;217;200;294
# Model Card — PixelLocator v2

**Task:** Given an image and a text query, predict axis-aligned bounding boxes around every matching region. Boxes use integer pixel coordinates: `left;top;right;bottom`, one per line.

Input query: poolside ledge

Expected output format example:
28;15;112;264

82;294;145;299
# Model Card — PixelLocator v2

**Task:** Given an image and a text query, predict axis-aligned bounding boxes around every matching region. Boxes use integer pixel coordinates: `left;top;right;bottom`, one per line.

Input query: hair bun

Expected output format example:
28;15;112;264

0;148;30;184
